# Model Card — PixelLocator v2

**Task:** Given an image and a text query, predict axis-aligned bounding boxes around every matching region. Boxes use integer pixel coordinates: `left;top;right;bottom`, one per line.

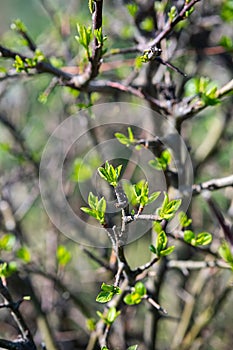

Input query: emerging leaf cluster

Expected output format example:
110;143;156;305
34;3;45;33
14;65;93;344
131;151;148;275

98;161;122;187
150;229;175;257
96;283;121;303
115;127;136;148
56;245;72;267
97;306;121;326
124;282;147;305
81;192;106;225
185;77;220;106
13;50;45;73
168;6;177;22
76;24;92;58
132;180;160;210
218;241;233;269
149;149;172;171
184;230;212;246
157;193;182;220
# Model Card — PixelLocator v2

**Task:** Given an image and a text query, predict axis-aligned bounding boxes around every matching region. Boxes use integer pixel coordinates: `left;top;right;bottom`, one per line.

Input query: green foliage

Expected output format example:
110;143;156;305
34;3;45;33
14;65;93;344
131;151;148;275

10;18;27;32
70;158;93;182
13;50;45;73
76;24;92;58
133;180;160;209
94;27;107;46
185;6;195;18
56;245;72;267
218;241;233;268
219;35;233;50
221;0;233;21
96;283;121;303
124;282;147;305
0;234;16;251
184;230;212;246
98;161;122;187
115;127;136;147
150;230;175;257
97;306;121;325
168;6;177;22
81;192;106;225
149;149;172;171
184;77;220;106
127;346;138;350
157;193;181;220
140;17;154;32
86;318;96;331
178;212;192;228
16;246;31;263
0;262;17;278
127;4;138;17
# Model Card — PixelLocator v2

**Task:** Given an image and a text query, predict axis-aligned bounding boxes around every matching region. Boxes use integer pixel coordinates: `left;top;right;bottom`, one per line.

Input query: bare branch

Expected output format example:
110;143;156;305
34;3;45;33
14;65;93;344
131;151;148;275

147;0;201;49
192;174;233;195
168;259;231;271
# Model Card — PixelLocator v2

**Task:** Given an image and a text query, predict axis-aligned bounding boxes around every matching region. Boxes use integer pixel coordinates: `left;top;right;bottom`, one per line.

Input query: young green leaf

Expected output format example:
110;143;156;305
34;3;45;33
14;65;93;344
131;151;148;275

98;161;122;187
134;282;147;297
16;246;31;263
81;193;106;225
179;212;192;227
149;150;172;171
76;24;92;57
81;207;99;220
0;234;16;251
101;283;121;294
115;127;135;147
0;262;17;278
184;230;196;245
159;246;175;257
96;283;121;303
156;231;167;256
218;241;233;266
127;3;138;17
56;245;72;266
184;231;212;247
195;232;212;246
127;346;138;350
157;193;181;220
149;244;157;254
96;291;114;303
97;307;120;325
168;6;177;22
124;293;142;305
86;318;96;331
88;192;98;210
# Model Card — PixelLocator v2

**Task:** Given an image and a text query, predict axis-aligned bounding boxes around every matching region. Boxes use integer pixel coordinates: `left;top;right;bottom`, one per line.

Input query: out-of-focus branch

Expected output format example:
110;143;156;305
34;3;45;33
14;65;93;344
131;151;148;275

0;279;36;349
148;0;201;49
203;193;233;245
0;114;39;173
176;79;233;123
168;259;231;271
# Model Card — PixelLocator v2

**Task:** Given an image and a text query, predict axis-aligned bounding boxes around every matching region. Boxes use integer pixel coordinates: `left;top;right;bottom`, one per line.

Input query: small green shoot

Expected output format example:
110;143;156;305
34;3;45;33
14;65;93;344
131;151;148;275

97;306;121;325
96;283;121;303
184;230;212;246
157;193;182;221
124;282;147;305
98;161;122;187
81;192;106;225
149;149;172;171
